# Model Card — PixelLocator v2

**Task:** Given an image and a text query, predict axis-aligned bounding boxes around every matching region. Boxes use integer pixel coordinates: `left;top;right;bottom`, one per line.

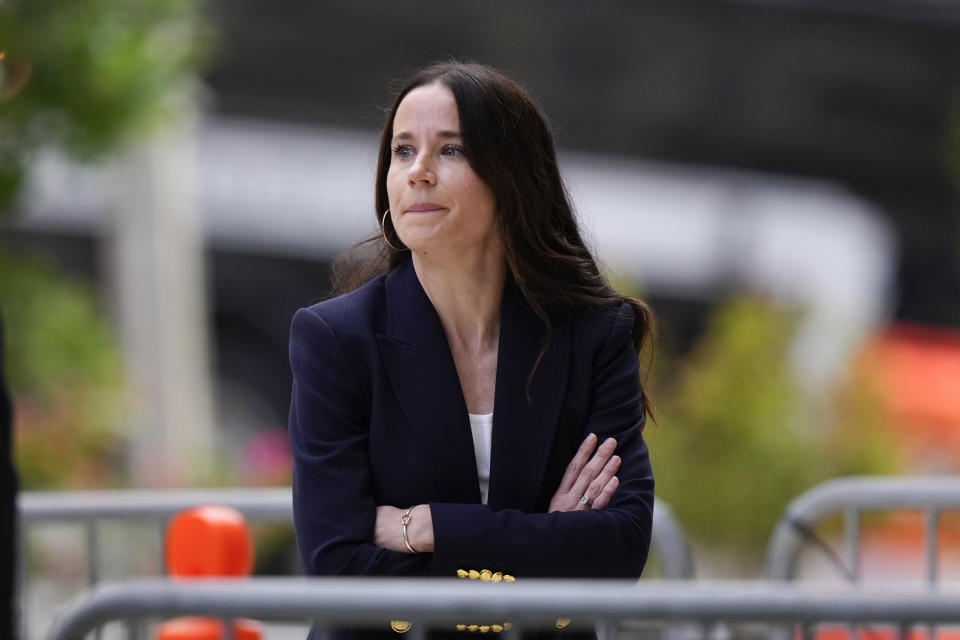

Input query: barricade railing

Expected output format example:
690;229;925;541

48;577;960;640
765;476;960;585
19;489;691;579
20;489;693;638
20;489;692;581
17;487;293;633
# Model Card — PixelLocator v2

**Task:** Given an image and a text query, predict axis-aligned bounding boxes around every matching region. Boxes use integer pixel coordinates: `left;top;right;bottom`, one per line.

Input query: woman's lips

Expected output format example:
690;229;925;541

405;202;446;213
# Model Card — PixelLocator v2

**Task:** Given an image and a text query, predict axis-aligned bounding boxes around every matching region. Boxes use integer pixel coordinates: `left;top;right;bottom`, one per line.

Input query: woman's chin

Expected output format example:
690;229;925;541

408;243;442;257
399;233;445;256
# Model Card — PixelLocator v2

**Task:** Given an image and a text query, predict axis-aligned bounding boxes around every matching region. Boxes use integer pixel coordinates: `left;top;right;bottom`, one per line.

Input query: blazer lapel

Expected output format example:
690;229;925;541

376;259;481;503
487;282;571;512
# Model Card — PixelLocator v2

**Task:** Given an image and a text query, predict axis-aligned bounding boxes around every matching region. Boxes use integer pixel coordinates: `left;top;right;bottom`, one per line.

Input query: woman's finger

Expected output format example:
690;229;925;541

589;476;619;511
587;454;620;496
558;433;597;492
571;437;617;498
585;455;620;507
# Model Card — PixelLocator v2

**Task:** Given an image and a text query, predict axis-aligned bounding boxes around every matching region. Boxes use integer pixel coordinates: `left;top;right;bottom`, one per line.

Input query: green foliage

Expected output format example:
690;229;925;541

648;296;900;552
0;0;213;208
0;251;128;488
0;0;214;486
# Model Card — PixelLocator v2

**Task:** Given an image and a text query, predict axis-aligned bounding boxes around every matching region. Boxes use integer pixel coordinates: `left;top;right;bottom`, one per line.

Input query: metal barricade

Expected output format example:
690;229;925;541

20;488;694;638
48;577;960;640
19;489;690;579
18;487;292;599
18;487;294;639
765;476;960;584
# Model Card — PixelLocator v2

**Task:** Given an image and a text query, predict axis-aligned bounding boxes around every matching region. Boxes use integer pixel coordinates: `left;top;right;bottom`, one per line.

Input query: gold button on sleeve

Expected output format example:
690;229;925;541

503;574;516;582
468;569;480;580
480;626;490;633
491;625;504;633
479;569;492;581
491;572;503;582
390;620;412;633
457;569;468;578
468;625;479;632
456;625;466;631
555;618;571;629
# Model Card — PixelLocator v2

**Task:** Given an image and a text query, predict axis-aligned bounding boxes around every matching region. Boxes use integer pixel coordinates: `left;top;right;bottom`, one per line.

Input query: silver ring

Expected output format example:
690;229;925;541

579;494;593;507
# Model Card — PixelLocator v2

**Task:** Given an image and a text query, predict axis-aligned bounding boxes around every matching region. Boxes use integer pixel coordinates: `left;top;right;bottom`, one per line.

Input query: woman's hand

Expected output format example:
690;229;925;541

374;504;435;553
548;433;621;513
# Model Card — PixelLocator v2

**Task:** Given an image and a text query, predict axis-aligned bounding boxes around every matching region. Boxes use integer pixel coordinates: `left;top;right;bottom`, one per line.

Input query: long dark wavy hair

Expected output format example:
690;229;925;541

332;61;655;418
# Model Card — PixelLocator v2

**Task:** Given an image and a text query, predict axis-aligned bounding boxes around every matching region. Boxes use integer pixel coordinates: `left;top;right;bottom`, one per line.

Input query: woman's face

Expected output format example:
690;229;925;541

387;83;499;258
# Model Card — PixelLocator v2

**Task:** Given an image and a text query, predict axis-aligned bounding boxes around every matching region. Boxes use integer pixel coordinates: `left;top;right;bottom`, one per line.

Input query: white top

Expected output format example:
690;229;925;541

468;412;494;504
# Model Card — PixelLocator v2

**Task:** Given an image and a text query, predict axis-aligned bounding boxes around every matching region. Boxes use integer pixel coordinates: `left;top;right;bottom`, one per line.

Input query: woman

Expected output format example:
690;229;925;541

288;61;655;637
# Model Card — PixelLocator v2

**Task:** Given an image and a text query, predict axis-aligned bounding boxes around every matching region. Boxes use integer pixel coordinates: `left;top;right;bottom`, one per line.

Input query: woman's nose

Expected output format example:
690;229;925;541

408;155;436;185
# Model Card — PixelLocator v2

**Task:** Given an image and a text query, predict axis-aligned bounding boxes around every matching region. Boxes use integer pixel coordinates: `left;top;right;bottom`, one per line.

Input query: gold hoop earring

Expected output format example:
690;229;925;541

381;209;408;252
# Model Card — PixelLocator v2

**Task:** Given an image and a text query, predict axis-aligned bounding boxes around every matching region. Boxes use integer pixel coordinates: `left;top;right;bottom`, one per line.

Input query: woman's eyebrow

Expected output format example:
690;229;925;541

392;130;462;142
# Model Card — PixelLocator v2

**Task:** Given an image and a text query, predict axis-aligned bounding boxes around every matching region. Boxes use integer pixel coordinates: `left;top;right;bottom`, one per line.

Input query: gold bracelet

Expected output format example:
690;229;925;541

400;506;418;553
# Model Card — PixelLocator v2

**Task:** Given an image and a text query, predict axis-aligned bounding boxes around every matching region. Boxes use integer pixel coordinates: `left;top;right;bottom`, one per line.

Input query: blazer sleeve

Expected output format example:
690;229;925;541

289;307;432;577
429;302;655;578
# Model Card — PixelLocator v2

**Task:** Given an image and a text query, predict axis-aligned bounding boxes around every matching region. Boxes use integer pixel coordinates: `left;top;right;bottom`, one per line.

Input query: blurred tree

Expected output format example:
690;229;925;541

0;0;213;487
0;253;127;487
648;296;900;559
0;0;212;206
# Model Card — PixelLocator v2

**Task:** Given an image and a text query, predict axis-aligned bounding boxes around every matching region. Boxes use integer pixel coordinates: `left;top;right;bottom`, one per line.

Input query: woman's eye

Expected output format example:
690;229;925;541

442;144;465;157
392;144;414;158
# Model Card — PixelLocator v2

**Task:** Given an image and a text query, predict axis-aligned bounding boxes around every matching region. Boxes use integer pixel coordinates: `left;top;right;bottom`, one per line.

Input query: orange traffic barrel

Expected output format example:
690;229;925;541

165;505;254;577
810;627;960;640
158;505;260;640
157;617;263;640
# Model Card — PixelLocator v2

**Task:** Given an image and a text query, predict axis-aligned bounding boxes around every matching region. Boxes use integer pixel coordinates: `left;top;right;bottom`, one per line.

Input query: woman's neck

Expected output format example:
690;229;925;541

411;250;506;354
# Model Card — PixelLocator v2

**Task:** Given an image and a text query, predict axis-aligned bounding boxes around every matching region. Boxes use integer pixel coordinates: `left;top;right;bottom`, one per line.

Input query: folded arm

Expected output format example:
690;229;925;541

381;303;655;578
289;307;432;576
291;302;654;579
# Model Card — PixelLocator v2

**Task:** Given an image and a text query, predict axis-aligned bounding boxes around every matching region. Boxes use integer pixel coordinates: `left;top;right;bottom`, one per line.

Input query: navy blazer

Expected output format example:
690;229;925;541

289;257;654;582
